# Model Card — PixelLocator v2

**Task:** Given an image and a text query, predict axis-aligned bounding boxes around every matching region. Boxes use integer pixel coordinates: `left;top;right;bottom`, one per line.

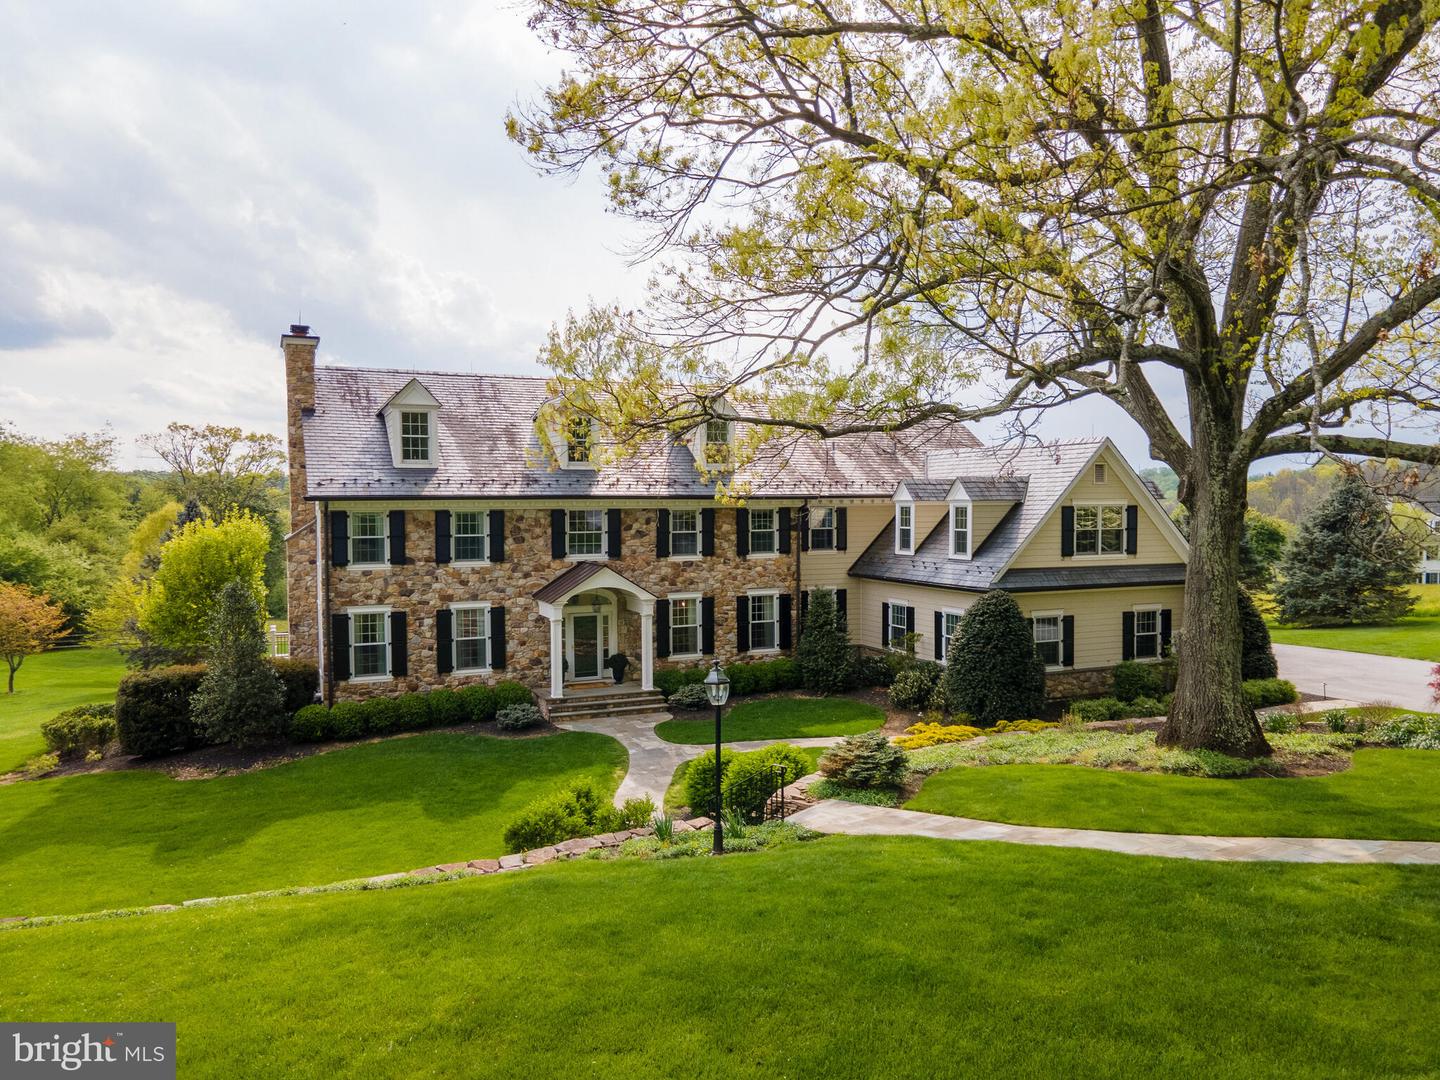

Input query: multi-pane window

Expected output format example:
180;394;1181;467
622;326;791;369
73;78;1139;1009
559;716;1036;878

453;605;490;671
566;417;592;464
670;510;700;556
749;593;778;650
351;610;388;678
452;511;487;562
809;507;836;550
940;611;964;662
749;509;777;555
888;604;911;652
350;512;387;564
950;504;970;557
1075;504;1126;555
1134;609;1161;660
670;596;700;656
400;411;430;461
567;509;605;556
706;418;730;446
896;504;913;552
1033;615;1062;667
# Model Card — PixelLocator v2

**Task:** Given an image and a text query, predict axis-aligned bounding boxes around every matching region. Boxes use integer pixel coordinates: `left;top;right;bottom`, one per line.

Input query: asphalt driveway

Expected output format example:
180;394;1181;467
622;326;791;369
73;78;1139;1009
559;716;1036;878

1275;644;1437;713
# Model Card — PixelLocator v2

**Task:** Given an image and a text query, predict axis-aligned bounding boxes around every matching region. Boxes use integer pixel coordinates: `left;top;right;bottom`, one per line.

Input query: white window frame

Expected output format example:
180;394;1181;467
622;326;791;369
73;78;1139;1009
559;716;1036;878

1032;609;1065;670
939;608;965;663
669;508;701;559
566;508;607;560
808;506;837;551
747;589;780;653
563;416;597;469
451;602;492;674
668;592;702;659
748;508;778;557
1132;604;1163;662
450;510;489;564
1074;502;1127;557
399;410;432;463
895;502;914;554
948;501;972;559
349;511;389;567
347;605;392;682
887;600;913;653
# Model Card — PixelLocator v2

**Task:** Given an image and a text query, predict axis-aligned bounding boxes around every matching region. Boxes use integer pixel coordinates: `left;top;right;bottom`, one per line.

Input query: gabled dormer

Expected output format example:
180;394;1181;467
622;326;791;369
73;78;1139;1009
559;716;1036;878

689;399;738;472
378;379;441;469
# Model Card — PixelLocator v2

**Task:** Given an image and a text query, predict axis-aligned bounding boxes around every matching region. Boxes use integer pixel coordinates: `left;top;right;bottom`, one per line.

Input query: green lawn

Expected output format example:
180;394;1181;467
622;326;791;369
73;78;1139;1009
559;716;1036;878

662;745;826;814
5;837;1440;1077
1266;583;1440;660
907;749;1440;840
0;648;127;773
0;731;625;917
655;696;883;744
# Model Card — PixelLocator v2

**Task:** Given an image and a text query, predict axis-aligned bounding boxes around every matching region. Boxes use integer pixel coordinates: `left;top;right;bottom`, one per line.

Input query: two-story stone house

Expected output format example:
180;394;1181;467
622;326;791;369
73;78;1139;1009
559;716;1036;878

282;325;1190;711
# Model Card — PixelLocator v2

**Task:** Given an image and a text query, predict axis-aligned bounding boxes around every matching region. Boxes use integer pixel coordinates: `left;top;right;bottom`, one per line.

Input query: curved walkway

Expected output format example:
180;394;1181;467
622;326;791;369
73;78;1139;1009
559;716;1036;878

787;801;1440;864
1276;643;1437;713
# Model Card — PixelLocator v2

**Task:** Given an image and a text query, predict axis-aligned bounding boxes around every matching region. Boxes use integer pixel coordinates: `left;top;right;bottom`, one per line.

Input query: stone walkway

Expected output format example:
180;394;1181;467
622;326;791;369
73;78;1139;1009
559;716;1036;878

787;801;1440;864
553;713;845;807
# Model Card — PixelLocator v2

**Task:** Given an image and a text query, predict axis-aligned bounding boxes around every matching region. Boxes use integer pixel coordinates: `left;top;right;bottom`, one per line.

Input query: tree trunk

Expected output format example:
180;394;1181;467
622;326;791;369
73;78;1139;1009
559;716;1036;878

1157;470;1272;756
6;660;16;694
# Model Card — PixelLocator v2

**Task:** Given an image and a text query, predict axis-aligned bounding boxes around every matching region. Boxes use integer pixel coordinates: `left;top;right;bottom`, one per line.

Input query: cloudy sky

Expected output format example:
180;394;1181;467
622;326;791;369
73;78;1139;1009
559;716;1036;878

1;1;1189;470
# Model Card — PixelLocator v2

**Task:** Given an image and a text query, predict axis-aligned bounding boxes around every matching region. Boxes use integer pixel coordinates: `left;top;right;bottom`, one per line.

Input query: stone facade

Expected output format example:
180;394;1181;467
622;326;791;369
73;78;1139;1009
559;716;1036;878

282;329;320;669
1043;666;1114;700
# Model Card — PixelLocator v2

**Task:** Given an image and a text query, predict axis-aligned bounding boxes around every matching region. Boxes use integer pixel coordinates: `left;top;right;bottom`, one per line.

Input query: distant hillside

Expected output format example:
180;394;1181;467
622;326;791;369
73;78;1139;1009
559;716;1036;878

1248;460;1439;526
1138;466;1179;503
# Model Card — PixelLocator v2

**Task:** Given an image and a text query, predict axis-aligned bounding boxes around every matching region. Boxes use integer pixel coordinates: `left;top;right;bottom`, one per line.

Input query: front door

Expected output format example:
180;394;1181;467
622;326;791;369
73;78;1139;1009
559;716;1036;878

569;613;604;679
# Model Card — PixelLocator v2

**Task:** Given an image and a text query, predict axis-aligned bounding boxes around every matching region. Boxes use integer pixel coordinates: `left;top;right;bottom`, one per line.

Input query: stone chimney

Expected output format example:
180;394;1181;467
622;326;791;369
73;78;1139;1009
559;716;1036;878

281;324;320;673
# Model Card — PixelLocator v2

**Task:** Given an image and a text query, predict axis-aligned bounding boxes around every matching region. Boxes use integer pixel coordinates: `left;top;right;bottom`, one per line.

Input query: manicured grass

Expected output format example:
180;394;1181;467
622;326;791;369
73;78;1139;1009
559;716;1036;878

5;837;1440;1077
0;732;625;917
662;745;826;813
0;648;126;774
1266;584;1440;660
655;696;883;744
907;749;1440;840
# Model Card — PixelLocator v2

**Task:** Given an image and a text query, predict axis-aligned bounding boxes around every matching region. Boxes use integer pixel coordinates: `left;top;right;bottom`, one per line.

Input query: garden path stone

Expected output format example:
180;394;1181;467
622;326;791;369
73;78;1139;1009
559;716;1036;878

788;801;1440;864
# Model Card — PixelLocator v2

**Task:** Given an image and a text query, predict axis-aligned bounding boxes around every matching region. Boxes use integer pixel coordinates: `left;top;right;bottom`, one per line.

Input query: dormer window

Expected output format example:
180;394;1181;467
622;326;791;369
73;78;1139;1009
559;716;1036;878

379;378;441;469
566;417;593;465
400;411;431;462
896;503;914;553
706;418;730;446
949;503;971;559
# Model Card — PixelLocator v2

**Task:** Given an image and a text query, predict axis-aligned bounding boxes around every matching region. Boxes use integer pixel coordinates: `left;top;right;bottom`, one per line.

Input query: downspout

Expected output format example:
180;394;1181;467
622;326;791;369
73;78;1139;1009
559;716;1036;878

316;501;330;705
795;498;807;640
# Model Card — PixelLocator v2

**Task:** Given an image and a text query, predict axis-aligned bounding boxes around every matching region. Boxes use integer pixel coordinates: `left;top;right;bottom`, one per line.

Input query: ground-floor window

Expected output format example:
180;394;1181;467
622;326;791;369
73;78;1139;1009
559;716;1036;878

888;603;912;651
1133;607;1161;659
1032;614;1062;668
670;595;700;656
351;609;389;678
939;610;963;661
453;604;490;671
749;592;778;650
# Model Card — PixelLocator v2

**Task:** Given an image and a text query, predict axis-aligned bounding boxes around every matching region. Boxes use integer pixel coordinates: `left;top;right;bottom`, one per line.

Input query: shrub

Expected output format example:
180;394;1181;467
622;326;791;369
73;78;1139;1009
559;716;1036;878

496;703;544;731
1238;589;1279;680
722;743;813;820
290;704;332;742
1243;678;1298;708
23;752;59;779
656;666;706;698
683;747;737;817
1127;696;1165;718
650;813;675;842
394;693;431;731
796;588;853;694
115;664;207;757
848;651;894;689
458;684;498;723
269;658;320;714
1112;661;1164;703
667;683;711;711
1320;708;1353;733
889;663;941;711
40;704;117;757
328;700;367;740
724;658;800;696
190;581;287;748
361;696;401;735
942;591;1046;726
493;681;534;711
1069;697;1127;724
1366;714;1440;749
617;796;657;829
501;781;643;852
894;722;983;749
818;730;908;788
990;719;1060;733
1262;709;1300;734
425;688;468;726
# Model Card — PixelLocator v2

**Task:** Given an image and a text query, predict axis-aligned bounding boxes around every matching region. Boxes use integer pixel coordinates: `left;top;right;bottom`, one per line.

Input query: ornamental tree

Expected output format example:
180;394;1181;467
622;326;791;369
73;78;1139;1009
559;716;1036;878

514;0;1440;755
1238;589;1279;680
138;512;270;656
0;582;67;693
795;587;852;694
190;580;286;747
942;591;1046;726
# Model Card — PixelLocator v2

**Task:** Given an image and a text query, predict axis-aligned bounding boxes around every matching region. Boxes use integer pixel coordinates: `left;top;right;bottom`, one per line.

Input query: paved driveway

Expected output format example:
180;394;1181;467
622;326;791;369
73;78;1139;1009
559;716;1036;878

1275;644;1436;713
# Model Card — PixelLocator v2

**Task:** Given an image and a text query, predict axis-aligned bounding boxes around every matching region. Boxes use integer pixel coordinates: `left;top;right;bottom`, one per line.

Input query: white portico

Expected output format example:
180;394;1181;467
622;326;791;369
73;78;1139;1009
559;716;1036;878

534;562;657;699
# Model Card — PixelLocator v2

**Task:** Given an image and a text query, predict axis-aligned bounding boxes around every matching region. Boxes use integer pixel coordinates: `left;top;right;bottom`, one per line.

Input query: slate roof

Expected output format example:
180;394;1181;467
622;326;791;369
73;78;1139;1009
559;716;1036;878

992;564;1188;591
302;367;982;500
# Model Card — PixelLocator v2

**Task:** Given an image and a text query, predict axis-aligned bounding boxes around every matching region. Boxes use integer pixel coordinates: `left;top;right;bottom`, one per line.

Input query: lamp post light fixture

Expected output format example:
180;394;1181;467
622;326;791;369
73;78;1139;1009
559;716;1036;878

703;659;731;854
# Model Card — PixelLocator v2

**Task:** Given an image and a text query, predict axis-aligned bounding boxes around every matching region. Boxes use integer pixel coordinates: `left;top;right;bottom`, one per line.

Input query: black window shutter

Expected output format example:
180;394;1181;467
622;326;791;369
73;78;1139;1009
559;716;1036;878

436;609;454;674
1060;506;1075;557
836;508;848;551
778;508;792;555
779;594;793;650
491;606;507;669
607;509;622;559
388;511;407;566
835;588;847;624
329;511;349;567
736;596;750;652
735;509;749;557
330;613;351;680
550;509;567;559
434;510;452;565
389;611;408;676
656;509;670;558
799;507;810;552
881;602;891;647
934;611;944;659
489;509;505;562
906;606;916;637
1062;615;1075;668
702;597;716;654
701;509;715;556
1160;609;1173;654
655;599;671;659
1122;611;1135;661
1126;505;1139;555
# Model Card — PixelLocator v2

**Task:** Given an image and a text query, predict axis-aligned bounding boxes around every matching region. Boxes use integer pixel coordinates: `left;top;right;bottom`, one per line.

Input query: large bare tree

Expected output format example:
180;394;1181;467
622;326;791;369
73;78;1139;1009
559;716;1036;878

513;0;1440;754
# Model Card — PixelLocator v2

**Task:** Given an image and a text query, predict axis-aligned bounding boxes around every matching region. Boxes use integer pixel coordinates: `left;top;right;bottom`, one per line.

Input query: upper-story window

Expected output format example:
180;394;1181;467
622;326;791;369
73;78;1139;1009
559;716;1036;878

400;412;431;462
749;508;777;555
568;509;605;556
566;417;593;465
809;507;836;550
1094;462;1108;484
896;503;914;553
670;509;700;557
380;379;441;468
452;511;488;562
949;503;971;559
350;511;388;565
1075;503;1126;555
706;418;730;446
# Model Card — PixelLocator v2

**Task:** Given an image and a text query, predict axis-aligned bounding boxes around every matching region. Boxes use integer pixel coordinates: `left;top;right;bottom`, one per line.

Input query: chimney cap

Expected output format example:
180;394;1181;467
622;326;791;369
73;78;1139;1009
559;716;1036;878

288;323;313;336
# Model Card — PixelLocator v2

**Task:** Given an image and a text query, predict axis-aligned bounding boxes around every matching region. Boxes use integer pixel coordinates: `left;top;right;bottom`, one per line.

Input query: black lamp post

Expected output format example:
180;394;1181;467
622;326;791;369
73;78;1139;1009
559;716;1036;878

703;659;731;855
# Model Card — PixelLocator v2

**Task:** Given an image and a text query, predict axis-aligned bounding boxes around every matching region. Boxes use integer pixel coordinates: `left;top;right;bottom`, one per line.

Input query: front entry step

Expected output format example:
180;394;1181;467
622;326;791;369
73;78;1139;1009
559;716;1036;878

544;686;669;723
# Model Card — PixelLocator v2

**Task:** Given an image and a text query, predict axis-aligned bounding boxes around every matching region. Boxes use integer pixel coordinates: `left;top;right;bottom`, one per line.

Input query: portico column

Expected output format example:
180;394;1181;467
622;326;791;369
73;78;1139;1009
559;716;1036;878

639;603;655;691
549;616;564;699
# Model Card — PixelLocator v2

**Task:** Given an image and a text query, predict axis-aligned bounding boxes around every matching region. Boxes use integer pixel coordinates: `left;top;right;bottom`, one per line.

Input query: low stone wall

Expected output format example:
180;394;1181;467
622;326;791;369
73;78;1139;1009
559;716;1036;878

406;816;715;877
1044;667;1113;700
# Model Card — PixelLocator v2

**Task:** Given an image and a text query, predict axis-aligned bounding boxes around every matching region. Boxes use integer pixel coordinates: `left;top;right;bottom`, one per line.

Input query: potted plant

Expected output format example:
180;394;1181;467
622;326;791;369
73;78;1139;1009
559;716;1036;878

604;652;630;684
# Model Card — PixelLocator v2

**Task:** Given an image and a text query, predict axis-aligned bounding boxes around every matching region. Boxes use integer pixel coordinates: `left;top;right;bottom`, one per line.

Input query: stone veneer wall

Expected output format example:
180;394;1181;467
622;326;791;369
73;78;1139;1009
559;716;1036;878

1043;667;1115;700
282;332;319;669
324;507;798;702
